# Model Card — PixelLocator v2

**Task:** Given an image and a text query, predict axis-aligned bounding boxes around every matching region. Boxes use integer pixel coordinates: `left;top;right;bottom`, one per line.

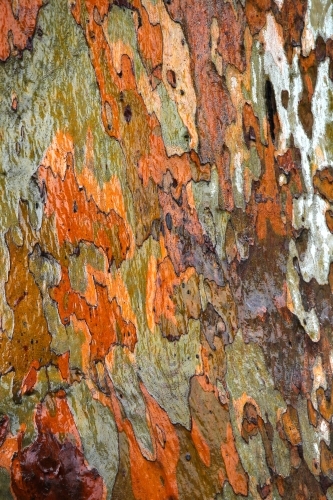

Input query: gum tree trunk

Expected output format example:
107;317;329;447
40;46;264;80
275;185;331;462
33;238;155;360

0;0;333;498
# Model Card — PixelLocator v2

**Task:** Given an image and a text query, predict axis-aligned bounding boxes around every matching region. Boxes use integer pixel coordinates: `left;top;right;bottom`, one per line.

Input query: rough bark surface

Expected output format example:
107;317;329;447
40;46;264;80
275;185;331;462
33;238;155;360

0;0;333;498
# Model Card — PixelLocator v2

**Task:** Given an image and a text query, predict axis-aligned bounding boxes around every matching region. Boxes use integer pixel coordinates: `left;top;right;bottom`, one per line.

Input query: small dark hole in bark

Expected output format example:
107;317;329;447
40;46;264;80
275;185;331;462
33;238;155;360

165;213;172;231
124;105;132;123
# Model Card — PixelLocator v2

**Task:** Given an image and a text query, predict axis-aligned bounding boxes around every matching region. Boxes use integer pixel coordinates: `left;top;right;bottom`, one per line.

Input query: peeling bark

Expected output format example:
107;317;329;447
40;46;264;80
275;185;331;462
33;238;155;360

0;0;333;498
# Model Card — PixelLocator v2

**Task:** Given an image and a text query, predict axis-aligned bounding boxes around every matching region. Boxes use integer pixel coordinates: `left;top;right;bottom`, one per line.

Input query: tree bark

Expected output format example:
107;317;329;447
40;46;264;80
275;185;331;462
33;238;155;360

0;0;333;498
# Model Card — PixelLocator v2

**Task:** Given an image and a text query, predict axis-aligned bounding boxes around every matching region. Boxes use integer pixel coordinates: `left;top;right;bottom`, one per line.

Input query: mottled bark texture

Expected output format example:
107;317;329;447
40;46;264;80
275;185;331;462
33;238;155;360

0;0;332;498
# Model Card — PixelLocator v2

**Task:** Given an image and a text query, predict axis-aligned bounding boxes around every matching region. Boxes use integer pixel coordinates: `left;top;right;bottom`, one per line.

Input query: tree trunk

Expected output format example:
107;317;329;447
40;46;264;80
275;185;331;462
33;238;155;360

0;0;333;498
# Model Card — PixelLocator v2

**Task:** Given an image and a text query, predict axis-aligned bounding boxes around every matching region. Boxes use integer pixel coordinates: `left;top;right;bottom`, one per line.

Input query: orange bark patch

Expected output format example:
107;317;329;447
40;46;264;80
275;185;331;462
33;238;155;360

245;0;270;35
326;210;333;233
133;0;163;73
51;268;137;362
191;418;211;468
0;435;18;471
76;164;135;258
39;161;131;265
41;131;75;179
221;423;248;496
109;378;180;500
154;257;195;327
20;361;39;396
0;0;42;61
35;393;81;449
314;166;333;204
138;132;209;199
146;255;158;332
255;140;286;241
57;352;70;382
282;406;302;447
